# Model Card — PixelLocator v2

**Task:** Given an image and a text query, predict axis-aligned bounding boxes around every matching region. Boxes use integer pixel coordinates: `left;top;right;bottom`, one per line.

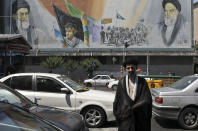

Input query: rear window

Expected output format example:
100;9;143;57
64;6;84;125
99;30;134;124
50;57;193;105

10;76;32;90
169;76;197;90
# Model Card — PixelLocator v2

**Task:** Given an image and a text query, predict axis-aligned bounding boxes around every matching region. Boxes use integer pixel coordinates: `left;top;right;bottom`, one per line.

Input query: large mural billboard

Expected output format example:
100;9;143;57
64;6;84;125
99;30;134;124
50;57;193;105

1;0;193;50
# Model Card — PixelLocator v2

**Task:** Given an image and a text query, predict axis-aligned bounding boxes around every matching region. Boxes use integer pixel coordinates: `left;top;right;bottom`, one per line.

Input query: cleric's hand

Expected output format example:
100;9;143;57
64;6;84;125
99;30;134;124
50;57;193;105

132;100;145;109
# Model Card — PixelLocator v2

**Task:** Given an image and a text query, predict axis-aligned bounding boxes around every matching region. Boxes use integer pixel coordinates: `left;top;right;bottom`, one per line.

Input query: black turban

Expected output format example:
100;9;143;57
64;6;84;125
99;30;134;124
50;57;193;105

162;0;181;12
123;58;138;68
12;0;30;14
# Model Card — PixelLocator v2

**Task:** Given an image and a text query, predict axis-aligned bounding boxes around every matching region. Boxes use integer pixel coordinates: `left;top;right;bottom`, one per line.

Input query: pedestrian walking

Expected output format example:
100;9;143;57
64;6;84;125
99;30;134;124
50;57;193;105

113;58;152;131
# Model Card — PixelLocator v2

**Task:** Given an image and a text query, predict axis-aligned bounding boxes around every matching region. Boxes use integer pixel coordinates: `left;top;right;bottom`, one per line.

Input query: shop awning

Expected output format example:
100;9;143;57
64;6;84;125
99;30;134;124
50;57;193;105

0;34;32;53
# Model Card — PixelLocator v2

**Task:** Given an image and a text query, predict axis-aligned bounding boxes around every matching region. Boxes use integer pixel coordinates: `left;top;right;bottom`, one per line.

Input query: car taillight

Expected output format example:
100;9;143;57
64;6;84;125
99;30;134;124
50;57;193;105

155;97;163;104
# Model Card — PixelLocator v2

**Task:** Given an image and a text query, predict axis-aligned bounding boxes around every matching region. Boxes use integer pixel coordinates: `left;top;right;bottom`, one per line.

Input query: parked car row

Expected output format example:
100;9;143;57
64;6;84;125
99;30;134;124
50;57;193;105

107;75;181;91
1;72;198;130
0;82;88;131
0;73;115;128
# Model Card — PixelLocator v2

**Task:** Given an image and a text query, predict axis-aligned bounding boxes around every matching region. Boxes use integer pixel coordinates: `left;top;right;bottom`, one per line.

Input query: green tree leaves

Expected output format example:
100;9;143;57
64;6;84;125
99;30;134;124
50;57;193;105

41;57;64;72
80;58;102;73
63;59;78;73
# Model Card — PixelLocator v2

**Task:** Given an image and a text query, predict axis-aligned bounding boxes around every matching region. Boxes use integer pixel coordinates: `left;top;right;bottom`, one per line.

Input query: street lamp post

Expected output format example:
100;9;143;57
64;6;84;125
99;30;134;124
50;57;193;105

123;40;129;63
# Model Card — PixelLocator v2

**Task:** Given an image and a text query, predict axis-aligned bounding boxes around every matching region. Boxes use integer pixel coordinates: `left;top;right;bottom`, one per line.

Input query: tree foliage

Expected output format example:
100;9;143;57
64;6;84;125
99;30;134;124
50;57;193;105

63;59;78;73
41;56;64;72
81;58;102;73
194;40;198;52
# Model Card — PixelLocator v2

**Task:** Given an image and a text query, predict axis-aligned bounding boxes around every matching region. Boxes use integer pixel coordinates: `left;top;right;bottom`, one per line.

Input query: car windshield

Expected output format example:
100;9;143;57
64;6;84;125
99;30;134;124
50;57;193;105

0;84;32;108
93;76;100;80
169;76;197;90
57;75;89;92
0;103;61;131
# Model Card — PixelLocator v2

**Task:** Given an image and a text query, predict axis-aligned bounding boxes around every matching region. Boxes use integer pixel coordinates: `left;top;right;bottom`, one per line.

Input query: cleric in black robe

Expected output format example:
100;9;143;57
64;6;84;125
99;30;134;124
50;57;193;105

113;59;152;131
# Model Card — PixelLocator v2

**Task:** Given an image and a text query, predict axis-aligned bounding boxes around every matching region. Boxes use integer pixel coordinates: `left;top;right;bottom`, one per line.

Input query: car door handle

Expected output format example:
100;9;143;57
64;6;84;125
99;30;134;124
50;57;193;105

33;97;42;103
35;97;42;101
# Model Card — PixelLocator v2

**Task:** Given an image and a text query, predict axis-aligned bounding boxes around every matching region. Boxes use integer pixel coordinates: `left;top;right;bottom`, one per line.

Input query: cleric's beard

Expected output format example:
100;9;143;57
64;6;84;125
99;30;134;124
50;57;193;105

128;71;136;80
164;14;177;26
17;19;30;30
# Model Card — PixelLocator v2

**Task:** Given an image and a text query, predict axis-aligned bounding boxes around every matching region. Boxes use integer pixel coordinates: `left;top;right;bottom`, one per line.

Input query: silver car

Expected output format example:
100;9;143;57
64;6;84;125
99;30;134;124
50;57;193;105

151;74;198;130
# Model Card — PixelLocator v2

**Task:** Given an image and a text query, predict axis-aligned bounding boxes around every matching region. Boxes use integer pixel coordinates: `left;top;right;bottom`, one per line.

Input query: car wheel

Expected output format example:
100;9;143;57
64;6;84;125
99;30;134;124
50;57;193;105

112;85;118;91
86;83;92;87
82;106;106;128
178;108;198;130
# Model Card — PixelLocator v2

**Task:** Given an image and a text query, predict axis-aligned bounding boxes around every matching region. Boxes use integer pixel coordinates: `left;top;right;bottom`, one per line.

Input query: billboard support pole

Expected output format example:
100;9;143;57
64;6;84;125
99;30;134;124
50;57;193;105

146;51;150;75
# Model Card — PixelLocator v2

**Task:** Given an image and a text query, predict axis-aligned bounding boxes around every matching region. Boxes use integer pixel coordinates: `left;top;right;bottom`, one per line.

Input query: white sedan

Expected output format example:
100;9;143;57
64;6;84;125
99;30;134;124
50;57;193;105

0;73;115;128
84;75;116;87
108;80;119;91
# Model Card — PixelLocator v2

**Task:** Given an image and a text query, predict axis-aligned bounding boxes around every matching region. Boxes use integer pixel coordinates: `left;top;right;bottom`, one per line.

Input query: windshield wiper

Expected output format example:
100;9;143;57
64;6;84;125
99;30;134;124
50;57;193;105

23;103;35;108
0;100;9;104
76;87;89;92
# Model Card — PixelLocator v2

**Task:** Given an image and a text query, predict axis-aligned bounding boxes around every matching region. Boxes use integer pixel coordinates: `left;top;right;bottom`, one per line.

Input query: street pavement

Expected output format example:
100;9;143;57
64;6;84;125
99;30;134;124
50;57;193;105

89;117;198;131
88;86;197;131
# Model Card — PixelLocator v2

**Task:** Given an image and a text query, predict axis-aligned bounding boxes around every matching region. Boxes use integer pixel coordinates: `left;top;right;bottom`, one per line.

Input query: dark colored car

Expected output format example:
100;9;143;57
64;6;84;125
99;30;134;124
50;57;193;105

0;82;88;131
0;102;62;131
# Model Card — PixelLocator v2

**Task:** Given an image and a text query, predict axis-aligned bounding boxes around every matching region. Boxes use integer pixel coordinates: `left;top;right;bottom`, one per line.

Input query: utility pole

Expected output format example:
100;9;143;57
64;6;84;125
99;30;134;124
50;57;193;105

146;51;150;75
123;40;129;63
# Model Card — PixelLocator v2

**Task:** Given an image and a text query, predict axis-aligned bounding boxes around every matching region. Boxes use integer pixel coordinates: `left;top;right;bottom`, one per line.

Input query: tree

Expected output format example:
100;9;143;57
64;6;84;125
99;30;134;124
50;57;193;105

63;59;78;76
194;40;198;52
81;58;102;78
41;56;64;73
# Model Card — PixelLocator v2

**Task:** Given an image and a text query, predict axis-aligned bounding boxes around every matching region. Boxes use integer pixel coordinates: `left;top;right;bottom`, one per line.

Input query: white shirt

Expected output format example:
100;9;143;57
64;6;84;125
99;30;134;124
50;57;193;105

126;75;138;100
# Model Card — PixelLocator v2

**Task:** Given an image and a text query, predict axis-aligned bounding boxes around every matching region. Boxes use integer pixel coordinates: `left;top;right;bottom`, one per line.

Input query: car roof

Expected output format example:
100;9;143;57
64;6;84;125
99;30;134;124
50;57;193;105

192;74;198;77
95;75;109;76
3;73;62;78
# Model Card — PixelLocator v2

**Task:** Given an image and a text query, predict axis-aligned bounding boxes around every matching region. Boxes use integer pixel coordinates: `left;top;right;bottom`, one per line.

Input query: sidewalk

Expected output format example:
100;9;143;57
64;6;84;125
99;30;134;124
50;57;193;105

89;128;118;131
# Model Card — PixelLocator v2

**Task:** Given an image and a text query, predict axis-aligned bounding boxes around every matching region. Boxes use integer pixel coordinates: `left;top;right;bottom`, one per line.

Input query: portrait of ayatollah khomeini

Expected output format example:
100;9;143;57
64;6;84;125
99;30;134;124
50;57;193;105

159;0;188;47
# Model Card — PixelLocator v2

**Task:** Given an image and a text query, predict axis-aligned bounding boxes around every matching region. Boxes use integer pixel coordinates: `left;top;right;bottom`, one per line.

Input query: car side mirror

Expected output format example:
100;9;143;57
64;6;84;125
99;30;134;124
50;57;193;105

61;88;71;94
195;88;198;93
33;97;38;104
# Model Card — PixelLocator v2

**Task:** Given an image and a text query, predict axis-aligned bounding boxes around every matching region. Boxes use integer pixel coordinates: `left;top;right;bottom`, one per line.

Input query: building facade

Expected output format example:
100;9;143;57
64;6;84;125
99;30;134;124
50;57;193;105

0;0;196;79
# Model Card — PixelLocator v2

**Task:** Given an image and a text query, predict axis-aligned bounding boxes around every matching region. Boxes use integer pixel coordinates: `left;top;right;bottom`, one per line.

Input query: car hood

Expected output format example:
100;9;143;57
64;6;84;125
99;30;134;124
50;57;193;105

84;79;92;82
151;87;179;96
79;89;115;101
110;80;118;84
29;105;85;131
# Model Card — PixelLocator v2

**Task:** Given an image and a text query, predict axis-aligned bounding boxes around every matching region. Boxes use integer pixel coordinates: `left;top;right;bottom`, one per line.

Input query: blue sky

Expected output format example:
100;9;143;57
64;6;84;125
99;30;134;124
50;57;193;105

194;0;198;3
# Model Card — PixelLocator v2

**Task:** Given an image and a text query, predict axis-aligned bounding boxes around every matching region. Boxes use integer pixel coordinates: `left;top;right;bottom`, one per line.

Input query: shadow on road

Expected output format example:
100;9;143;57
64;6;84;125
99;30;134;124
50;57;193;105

101;121;118;128
154;117;198;130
